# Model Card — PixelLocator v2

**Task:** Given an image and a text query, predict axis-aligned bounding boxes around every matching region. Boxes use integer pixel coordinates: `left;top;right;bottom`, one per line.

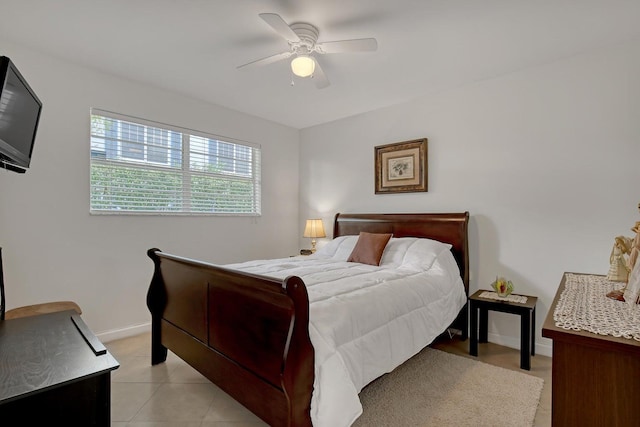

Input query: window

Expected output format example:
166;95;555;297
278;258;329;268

90;109;261;215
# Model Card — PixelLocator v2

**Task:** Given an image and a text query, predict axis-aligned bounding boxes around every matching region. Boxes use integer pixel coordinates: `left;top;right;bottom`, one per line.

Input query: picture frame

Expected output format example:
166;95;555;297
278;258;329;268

375;138;428;194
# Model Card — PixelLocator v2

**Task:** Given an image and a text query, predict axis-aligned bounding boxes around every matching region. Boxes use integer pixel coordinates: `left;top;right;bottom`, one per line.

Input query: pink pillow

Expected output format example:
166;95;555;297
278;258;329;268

347;232;393;266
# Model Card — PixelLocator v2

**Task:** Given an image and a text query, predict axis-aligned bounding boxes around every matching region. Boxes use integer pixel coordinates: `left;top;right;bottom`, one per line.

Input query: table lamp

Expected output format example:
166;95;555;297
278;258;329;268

303;219;326;253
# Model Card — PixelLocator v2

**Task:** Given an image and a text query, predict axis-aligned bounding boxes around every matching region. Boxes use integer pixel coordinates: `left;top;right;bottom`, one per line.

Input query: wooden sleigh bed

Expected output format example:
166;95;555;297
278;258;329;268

146;212;469;426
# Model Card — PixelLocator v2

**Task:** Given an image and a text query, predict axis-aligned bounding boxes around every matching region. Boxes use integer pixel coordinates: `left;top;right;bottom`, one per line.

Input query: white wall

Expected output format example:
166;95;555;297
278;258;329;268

299;39;640;356
0;40;300;340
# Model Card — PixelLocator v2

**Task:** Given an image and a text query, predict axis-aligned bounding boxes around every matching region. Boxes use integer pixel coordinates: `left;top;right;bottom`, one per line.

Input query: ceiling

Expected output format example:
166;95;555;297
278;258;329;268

2;0;640;129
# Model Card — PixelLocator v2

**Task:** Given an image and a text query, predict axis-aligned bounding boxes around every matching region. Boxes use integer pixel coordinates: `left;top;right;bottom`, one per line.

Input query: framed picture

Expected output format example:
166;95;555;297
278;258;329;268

375;138;428;194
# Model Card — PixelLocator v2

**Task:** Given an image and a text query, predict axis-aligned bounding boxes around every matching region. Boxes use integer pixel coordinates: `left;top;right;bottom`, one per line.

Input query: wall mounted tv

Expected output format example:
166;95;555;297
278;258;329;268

0;56;43;174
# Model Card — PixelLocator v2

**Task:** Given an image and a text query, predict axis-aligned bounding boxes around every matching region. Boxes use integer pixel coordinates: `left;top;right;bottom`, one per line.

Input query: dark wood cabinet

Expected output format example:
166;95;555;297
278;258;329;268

0;310;119;425
542;273;640;427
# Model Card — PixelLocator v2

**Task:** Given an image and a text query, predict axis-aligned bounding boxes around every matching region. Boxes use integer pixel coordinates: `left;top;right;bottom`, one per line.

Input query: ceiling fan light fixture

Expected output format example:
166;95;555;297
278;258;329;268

291;55;315;77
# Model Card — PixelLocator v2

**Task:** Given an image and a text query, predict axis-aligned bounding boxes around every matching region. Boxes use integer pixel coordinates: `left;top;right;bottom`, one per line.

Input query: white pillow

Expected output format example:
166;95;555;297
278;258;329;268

380;237;452;270
314;235;359;260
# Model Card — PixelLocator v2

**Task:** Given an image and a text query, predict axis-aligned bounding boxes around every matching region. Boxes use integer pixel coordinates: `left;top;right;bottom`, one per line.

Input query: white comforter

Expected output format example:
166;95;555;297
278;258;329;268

224;236;467;427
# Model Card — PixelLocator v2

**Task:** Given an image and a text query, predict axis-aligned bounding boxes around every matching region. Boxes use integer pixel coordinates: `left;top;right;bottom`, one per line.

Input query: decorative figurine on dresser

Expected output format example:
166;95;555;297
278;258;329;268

606;236;631;283
622;203;640;304
606;202;640;301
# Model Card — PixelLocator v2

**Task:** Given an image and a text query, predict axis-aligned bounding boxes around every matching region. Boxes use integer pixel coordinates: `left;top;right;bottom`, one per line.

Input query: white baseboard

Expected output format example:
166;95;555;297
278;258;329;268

485;331;552;358
97;321;151;343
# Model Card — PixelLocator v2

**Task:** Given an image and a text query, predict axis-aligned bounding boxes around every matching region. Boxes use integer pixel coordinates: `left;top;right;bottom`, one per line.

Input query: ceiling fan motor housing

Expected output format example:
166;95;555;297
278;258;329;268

290;23;319;49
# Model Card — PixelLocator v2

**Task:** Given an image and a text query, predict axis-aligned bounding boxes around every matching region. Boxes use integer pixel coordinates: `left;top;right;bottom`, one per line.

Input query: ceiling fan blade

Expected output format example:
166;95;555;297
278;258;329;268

259;13;301;42
312;58;330;89
317;38;378;54
237;51;292;69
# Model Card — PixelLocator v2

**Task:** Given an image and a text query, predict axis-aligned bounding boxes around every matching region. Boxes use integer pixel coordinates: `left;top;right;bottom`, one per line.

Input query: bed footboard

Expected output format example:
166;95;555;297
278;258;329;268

146;248;314;427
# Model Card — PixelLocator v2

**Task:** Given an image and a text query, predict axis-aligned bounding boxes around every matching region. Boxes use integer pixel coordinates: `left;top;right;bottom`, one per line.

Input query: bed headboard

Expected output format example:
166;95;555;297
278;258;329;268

333;212;470;295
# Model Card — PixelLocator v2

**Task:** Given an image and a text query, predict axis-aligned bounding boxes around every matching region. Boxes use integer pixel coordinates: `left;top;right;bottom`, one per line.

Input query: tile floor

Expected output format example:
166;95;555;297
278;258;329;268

107;332;551;426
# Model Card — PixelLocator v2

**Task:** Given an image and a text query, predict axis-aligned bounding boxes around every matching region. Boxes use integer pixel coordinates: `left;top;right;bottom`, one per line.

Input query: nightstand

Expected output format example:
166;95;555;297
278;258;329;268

469;289;537;370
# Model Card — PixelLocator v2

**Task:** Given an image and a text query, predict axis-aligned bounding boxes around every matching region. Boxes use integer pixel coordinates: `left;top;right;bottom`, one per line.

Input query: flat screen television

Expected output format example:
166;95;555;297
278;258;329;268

0;56;42;173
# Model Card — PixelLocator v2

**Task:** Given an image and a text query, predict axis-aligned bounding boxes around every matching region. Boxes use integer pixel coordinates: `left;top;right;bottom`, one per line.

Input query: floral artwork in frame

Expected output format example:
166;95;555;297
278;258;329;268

375;138;428;194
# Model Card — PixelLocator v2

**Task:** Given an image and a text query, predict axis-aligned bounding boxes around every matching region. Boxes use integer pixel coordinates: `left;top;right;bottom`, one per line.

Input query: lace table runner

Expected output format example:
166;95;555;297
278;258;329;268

553;273;640;341
478;291;528;304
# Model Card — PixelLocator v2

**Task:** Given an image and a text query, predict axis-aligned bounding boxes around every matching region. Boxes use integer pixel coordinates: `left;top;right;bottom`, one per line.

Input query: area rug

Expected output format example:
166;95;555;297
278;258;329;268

353;347;543;427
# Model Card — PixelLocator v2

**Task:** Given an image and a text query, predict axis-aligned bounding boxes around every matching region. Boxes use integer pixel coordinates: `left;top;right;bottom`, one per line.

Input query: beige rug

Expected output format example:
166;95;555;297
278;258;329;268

353;347;543;427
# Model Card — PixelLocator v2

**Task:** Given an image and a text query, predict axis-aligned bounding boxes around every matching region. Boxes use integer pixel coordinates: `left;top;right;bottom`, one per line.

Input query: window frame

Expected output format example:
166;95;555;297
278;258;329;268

89;108;261;216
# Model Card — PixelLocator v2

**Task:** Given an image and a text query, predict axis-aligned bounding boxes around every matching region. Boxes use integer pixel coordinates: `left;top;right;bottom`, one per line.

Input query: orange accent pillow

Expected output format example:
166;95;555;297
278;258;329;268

347;232;393;266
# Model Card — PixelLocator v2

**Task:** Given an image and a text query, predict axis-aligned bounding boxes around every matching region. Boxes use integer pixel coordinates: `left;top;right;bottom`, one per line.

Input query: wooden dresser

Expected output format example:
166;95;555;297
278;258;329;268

542;272;640;427
0;310;119;425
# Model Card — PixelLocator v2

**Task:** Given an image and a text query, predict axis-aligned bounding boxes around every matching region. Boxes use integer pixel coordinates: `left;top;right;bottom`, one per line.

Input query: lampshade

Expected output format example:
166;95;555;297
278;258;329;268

291;55;315;78
303;219;326;238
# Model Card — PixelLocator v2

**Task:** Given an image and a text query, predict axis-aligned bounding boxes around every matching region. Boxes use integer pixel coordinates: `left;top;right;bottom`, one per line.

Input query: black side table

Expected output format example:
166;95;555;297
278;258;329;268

469;289;537;370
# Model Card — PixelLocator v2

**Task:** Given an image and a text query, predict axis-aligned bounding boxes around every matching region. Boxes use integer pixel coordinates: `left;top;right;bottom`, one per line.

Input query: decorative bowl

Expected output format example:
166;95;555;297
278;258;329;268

491;277;514;298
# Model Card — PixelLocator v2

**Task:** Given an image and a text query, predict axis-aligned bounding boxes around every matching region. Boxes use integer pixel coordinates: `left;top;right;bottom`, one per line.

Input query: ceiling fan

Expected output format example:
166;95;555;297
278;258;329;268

237;13;378;89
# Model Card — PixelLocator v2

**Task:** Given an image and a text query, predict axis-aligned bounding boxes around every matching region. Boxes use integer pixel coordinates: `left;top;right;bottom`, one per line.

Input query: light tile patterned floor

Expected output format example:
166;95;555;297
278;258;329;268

107;333;267;426
107;332;551;426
